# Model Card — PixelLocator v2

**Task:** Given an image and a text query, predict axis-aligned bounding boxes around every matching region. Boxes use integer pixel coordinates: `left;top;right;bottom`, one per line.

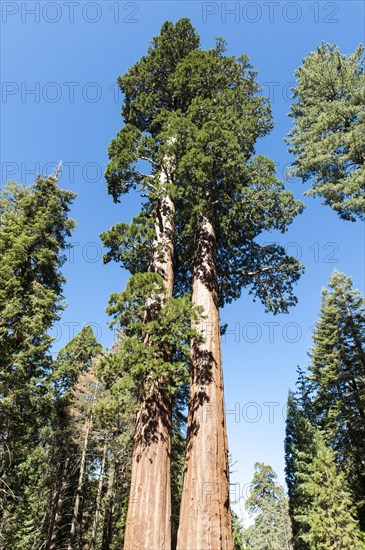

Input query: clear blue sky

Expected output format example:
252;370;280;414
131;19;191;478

2;0;364;524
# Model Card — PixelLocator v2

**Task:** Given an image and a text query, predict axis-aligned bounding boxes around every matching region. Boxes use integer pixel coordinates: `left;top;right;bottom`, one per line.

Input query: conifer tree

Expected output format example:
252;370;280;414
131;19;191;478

102;20;200;548
287;43;365;220
294;430;364;549
285;378;316;550
47;326;103;550
103;20;303;548
0;175;76;547
103;272;199;547
231;511;244;550
169;40;303;550
244;463;292;549
309;270;365;528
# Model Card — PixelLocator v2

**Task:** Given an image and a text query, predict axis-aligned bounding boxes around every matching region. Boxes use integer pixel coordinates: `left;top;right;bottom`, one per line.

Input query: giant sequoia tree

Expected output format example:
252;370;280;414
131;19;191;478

103;20;303;548
102;19;200;549
169;42;303;550
287;43;365;220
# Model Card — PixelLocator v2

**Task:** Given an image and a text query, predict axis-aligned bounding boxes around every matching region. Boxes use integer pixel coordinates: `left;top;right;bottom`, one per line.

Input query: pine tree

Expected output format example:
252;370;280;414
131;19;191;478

287;43;365;220
0;175;76;547
309;270;365;528
294;430;364;549
244;462;292;549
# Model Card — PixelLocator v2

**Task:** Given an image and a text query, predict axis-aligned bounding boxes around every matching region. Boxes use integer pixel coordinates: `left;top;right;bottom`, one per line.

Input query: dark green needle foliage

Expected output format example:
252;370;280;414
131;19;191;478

308;270;365;528
294;430;364;549
285;375;317;550
102;19;201;274
103;22;304;318
53;324;103;396
287;43;365;221
286;272;365;546
164;42;304;310
0;174;76;548
103;272;199;409
231;510;245;550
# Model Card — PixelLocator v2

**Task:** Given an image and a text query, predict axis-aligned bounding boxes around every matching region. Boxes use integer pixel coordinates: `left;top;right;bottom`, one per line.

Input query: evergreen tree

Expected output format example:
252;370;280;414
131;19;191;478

285;378;316;550
287;43;365;220
285;367;315;550
46;326;103;550
103;19;303;548
244;462;292;549
294;430;364;549
0;175;76;548
102;272;199;547
102;19;200;548
231;510;245;550
309;270;365;528
170;38;303;550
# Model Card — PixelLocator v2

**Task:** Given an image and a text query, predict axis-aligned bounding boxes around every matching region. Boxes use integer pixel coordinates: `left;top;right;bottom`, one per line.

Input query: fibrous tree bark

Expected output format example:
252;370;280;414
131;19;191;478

123;175;176;550
177;216;232;549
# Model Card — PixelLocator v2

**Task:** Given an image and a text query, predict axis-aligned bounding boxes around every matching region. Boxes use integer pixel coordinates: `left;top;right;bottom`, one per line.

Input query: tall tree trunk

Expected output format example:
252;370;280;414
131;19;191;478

90;440;107;549
102;457;115;550
47;451;70;550
68;416;91;550
177;215;233;550
123;168;175;550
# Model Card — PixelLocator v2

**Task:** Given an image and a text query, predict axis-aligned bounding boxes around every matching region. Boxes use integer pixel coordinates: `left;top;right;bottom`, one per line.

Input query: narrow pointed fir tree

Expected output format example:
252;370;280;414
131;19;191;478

101;19;200;548
294;430;364;549
287;43;365;220
308;270;365;529
0;175;76;547
285;372;316;550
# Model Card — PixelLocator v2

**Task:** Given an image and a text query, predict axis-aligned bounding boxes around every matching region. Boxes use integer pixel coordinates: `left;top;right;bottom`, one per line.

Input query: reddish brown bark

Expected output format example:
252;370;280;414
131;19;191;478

123;185;175;550
177;215;233;550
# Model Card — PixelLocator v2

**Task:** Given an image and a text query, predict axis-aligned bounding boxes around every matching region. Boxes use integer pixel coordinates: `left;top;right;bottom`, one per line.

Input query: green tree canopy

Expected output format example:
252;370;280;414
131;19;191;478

244;462;292;549
287;43;365;220
294;430;364;549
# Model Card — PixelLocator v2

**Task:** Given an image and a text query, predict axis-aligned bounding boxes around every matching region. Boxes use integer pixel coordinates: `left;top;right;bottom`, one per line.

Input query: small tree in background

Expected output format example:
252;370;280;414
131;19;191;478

244;463;292;549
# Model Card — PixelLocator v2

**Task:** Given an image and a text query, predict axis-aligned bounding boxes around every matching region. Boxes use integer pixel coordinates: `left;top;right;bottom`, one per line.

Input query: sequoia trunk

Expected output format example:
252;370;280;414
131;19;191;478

177;215;233;549
123;183;175;550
